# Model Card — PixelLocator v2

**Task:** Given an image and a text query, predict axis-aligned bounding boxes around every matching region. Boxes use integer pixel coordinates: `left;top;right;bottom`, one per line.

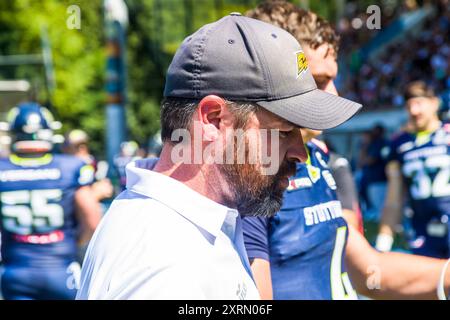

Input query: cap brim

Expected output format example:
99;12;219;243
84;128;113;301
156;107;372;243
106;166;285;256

256;89;362;130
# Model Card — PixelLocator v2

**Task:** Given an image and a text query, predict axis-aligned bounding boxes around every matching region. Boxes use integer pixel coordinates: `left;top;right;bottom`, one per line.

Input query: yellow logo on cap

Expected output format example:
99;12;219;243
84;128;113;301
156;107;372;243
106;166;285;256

296;51;308;78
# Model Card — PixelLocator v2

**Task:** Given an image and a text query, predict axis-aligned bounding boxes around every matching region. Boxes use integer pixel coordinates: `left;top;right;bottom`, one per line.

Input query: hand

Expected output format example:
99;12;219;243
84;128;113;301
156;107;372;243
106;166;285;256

92;179;114;200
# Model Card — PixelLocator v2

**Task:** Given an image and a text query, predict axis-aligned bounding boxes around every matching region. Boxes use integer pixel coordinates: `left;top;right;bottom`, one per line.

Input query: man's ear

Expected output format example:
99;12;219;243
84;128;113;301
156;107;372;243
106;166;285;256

198;95;226;141
198;95;226;127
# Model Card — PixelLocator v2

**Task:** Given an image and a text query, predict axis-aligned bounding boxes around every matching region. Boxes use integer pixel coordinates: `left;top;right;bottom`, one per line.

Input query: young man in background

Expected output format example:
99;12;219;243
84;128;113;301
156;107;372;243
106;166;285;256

243;0;450;300
377;81;450;259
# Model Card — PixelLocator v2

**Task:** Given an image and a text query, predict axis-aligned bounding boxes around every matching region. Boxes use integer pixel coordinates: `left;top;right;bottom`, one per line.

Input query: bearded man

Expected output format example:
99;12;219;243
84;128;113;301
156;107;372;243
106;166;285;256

76;13;360;299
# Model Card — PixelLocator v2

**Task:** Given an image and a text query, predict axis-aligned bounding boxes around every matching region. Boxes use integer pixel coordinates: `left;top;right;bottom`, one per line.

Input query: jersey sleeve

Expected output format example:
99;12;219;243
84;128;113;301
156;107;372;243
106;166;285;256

75;163;95;188
329;153;358;211
242;216;270;261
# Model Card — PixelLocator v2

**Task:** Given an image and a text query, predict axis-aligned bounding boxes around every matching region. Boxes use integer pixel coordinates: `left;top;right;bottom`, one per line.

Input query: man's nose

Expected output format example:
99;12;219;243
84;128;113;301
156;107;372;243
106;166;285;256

325;80;338;96
409;103;421;116
286;130;308;163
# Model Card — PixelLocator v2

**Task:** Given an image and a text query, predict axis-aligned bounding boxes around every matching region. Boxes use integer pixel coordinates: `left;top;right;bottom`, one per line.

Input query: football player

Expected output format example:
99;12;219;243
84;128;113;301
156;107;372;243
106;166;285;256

243;0;450;300
377;81;450;258
0;102;102;299
63;129;114;202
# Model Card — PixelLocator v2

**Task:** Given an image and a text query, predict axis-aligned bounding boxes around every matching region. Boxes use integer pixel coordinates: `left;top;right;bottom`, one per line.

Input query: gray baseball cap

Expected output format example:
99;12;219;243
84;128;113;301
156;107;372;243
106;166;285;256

164;13;362;130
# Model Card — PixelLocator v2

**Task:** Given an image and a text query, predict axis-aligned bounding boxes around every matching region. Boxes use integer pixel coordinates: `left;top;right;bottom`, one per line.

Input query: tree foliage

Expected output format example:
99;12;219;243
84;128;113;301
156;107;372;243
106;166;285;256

0;0;105;155
0;0;336;157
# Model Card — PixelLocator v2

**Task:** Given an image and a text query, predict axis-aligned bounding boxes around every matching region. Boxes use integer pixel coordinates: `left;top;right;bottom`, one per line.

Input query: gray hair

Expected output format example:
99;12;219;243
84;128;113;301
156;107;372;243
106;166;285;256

160;97;260;143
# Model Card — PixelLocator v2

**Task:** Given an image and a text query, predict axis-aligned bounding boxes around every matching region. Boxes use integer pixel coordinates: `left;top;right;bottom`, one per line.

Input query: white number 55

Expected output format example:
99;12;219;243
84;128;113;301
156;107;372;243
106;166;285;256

1;189;64;235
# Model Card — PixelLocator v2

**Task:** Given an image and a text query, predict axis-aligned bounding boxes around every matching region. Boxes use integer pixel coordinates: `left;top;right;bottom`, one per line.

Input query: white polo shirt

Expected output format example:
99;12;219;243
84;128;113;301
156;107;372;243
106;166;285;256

76;158;260;300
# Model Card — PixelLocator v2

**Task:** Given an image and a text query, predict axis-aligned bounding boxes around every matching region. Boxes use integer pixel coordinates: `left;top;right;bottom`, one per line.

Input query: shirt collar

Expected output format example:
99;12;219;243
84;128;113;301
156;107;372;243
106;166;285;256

125;158;238;239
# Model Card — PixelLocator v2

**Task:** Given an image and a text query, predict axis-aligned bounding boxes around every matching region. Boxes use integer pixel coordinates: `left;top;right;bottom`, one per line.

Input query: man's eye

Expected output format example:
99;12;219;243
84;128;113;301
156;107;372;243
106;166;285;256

279;130;292;138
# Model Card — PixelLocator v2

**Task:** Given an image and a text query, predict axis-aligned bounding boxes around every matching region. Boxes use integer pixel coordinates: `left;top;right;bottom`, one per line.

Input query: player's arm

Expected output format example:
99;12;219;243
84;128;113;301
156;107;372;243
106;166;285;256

74;164;103;246
346;224;450;299
91;178;114;201
376;160;403;251
242;216;273;300
75;185;102;246
330;154;363;232
250;258;273;300
342;209;360;233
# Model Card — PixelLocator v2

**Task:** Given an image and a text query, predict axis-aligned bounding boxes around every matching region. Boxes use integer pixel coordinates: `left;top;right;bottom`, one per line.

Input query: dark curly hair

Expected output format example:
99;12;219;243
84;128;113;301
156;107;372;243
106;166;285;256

404;81;437;100
246;0;340;57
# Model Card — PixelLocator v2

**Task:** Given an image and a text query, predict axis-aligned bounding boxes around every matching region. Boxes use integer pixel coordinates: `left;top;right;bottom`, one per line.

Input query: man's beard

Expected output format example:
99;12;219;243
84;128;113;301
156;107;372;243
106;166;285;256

220;138;297;218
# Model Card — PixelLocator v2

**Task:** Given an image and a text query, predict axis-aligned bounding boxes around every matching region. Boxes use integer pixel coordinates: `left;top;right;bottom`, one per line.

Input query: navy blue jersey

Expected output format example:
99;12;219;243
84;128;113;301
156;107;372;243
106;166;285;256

386;123;450;258
243;139;357;300
113;155;140;191
0;153;94;267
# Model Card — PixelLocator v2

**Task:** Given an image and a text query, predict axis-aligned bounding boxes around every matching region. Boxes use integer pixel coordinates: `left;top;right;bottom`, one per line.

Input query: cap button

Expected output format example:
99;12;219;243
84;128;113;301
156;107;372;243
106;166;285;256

229;12;242;16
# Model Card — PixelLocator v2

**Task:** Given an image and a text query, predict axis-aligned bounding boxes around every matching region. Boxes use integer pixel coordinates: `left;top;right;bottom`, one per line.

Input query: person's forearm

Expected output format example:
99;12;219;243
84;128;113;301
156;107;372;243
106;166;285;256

250;258;273;300
346;226;450;299
379;187;402;236
77;213;100;245
376;204;401;252
366;252;449;300
376;161;403;251
75;186;102;246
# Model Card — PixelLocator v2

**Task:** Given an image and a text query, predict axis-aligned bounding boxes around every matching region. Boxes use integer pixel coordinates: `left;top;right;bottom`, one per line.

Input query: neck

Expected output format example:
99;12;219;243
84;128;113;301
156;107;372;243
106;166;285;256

154;144;235;208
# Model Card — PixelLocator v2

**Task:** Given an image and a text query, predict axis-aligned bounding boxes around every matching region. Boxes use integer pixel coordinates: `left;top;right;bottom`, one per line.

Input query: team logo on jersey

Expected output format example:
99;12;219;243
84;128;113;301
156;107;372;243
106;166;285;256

78;165;95;185
303;200;343;226
295;51;308;78
307;165;321;183
287;177;312;191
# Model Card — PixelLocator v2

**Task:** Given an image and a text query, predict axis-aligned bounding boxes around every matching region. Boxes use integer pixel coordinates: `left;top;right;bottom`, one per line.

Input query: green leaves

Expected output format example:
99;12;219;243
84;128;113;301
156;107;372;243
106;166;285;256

1;0;337;157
